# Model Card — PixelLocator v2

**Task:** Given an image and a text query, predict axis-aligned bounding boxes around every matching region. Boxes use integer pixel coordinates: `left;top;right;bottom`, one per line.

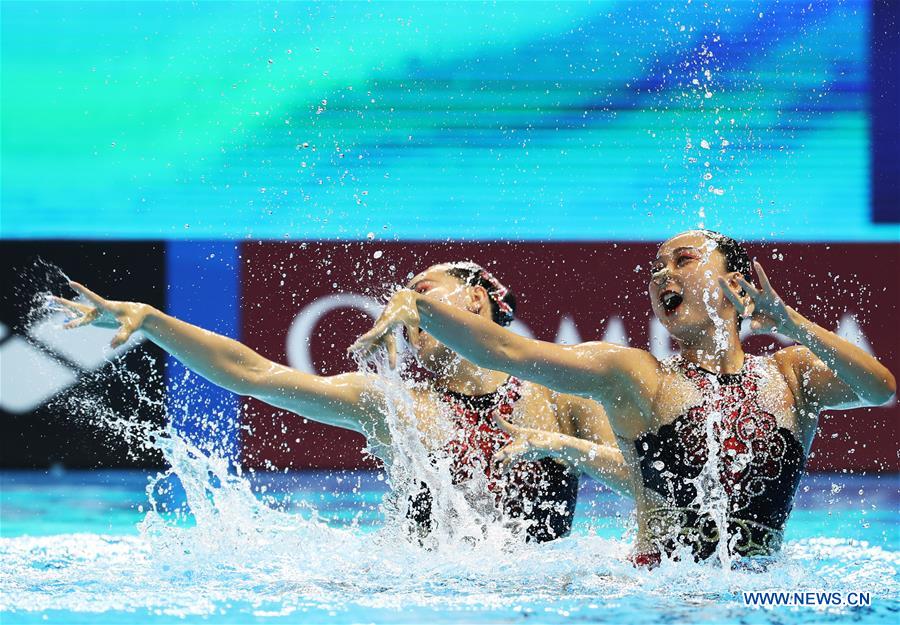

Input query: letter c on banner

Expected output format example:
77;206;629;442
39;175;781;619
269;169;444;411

286;293;383;374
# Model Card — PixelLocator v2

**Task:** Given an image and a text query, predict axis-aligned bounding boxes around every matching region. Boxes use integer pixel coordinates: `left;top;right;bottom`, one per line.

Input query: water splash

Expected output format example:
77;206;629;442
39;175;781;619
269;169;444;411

3;271;898;622
357;345;534;552
2;363;898;622
685;236;738;566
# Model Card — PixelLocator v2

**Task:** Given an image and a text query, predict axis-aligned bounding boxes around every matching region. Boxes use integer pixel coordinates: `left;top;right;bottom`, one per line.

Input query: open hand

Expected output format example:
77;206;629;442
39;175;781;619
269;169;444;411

348;290;421;368
50;282;149;348
719;260;794;335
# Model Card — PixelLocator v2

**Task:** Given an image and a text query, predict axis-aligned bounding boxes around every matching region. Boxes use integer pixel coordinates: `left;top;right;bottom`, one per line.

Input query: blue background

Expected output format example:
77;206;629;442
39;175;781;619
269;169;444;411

2;0;897;242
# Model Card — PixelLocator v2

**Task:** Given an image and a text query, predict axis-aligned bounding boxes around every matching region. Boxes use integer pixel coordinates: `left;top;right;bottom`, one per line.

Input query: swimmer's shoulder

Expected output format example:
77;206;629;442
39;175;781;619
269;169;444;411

575;342;665;411
648;355;687;400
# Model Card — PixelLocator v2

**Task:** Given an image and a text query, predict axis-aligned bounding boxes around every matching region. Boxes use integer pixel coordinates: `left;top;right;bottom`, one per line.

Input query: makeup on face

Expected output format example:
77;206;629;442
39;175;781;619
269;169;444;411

651;246;703;274
649;246;705;315
409;279;435;295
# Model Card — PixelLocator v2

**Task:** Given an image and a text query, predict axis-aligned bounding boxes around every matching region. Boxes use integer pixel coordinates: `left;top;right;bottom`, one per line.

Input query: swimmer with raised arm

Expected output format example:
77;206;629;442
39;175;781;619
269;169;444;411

51;262;630;544
351;231;896;565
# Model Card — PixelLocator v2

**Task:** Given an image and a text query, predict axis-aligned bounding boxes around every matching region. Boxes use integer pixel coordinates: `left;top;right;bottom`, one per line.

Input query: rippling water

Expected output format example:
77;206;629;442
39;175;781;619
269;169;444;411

2;446;897;624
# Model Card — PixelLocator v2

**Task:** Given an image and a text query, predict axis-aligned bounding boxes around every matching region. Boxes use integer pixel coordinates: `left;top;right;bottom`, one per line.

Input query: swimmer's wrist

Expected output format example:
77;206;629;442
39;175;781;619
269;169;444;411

540;432;585;462
137;304;162;330
407;290;428;318
779;307;809;340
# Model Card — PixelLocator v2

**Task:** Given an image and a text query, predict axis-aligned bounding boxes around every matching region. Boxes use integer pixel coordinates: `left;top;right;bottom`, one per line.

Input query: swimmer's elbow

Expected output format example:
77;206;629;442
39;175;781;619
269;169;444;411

492;335;530;370
236;359;282;396
871;371;896;406
852;370;896;407
231;369;265;397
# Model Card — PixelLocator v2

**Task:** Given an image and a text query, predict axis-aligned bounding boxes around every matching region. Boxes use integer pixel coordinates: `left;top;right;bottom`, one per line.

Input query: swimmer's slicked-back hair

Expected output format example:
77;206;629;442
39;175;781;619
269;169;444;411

442;262;517;327
699;230;752;278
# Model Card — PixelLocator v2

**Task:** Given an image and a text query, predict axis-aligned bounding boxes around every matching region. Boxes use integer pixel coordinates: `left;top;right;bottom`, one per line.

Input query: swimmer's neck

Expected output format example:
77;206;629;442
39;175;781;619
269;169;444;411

677;329;746;375
433;358;511;396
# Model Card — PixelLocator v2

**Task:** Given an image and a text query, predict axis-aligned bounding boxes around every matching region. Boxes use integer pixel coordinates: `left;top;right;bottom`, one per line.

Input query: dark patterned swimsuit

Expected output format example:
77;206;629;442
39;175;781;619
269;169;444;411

634;356;805;563
408;377;579;543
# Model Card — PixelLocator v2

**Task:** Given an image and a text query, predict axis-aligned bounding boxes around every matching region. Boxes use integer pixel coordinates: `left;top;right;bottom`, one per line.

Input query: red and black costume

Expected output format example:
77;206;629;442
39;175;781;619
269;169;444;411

634;356;806;564
408;377;579;543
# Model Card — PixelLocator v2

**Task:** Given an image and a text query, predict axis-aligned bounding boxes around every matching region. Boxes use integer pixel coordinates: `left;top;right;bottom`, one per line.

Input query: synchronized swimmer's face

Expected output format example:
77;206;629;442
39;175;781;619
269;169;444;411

404;265;489;373
404;237;741;368
648;231;739;342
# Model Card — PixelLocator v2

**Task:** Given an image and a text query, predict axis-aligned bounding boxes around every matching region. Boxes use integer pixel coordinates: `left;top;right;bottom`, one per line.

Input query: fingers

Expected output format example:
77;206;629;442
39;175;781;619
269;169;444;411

406;318;421;347
386;333;397;370
493;412;520;435
110;322;135;349
736;275;760;300
349;324;403;369
68;281;107;308
749;317;778;335
493;443;524;475
348;292;422;367
494;454;513;476
717;277;747;314
63;312;97;330
348;324;387;359
48;295;96;328
753;261;774;293
49;295;86;314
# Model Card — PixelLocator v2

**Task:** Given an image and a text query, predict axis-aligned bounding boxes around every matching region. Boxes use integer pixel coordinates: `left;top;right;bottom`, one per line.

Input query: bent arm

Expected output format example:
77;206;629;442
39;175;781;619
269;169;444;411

537;432;632;498
558;393;633;497
495;420;633;498
142;307;386;433
779;310;896;409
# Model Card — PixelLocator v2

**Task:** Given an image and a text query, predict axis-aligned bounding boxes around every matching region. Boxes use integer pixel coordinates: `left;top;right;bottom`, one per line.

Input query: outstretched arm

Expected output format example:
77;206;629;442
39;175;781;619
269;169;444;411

53;282;387;435
350;290;659;411
720;262;896;410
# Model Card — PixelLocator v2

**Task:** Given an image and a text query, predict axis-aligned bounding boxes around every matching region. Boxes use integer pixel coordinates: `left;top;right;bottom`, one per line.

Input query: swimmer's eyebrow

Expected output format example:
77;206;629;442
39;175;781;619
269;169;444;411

655;246;701;260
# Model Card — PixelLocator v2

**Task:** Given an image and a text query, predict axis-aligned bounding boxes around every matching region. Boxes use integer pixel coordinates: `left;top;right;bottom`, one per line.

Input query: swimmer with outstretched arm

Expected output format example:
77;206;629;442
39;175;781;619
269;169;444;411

51;262;631;544
352;231;896;565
